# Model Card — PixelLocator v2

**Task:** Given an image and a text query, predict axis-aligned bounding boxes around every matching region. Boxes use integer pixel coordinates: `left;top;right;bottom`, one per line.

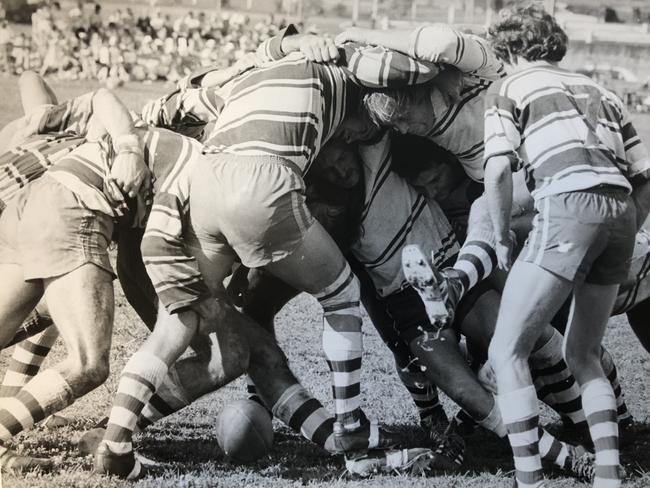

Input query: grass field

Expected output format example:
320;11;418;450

0;76;649;488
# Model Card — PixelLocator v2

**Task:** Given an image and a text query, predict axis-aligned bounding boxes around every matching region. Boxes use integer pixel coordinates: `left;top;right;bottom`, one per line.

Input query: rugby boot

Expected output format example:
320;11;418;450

333;417;405;455
44;413;70;429
419;404;448;447
619;416;637;448
344;448;435;477
429;421;465;471
402;245;463;330
0;446;53;474
94;442;148;480
563;444;595;484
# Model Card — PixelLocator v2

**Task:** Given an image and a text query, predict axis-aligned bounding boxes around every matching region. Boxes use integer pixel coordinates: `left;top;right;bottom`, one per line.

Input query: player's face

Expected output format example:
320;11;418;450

313;140;361;189
336;112;382;144
407;162;456;201
390;96;434;137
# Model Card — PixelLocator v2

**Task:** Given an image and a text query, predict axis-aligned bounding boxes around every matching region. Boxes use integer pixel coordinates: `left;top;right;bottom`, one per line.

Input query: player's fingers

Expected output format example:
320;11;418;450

327;41;339;61
309;44;323;63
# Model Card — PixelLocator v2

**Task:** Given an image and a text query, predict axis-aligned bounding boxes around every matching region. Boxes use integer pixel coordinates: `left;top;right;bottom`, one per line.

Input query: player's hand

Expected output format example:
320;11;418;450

495;232;516;271
292;35;339;63
233;52;261;74
108;149;152;200
335;27;369;46
191;297;226;335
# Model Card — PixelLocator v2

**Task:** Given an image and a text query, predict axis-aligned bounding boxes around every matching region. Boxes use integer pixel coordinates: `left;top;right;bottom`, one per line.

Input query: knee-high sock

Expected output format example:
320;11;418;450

245;375;269;409
0;319;57;398
529;329;586;427
315;265;363;429
498;385;545;488
538;427;571;469
395;366;442;421
104;351;167;454
582;378;622;488
600;348;631;423
0;369;73;441
136;364;190;431
450;231;496;295
272;383;336;452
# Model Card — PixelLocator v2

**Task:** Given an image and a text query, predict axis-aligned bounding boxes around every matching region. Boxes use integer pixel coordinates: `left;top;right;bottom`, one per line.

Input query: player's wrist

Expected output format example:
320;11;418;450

114;133;143;157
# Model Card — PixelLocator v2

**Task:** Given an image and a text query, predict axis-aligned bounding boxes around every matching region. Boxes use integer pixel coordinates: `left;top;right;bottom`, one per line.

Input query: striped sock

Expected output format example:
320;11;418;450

315;265;363;429
395;366;441;420
498;385;545;488
450;232;497;294
600;348;631;424
538;427;570;468
530;330;586;427
582;378;622;488
136;365;190;431
104;351;167;454
272;383;335;452
476;398;507;437
0;328;58;398
0;369;73;441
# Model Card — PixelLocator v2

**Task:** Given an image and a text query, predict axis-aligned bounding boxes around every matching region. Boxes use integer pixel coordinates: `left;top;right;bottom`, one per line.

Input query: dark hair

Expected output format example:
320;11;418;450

488;3;568;64
390;134;462;181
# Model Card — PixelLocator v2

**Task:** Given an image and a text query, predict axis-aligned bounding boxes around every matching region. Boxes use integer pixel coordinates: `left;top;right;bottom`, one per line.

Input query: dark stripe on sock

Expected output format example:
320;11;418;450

554;398;583;415
512;442;539;458
594;436;618;451
456;253;485;281
587;410;616;425
0;386;22;398
317;272;354;303
0;409;25;436
323;301;360;313
332;384;361;400
326;358;362;373
16;390;45;424
595;464;622;480
517;469;545;485
534;360;568;376
19;341;52;357
617;404;628;416
8;360;41;377
113;392;145;415
506;416;538;435
287;398;321;432
122;372;155;392
148;393;176;417
311;417;335;448
536;376;576;399
105;423;134;444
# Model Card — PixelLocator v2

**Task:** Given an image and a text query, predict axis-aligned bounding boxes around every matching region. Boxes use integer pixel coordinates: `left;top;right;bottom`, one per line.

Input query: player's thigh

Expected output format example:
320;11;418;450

626;298;650;353
0;264;44;345
43;263;114;365
456;284;501;353
492;260;573;359
264;220;349;295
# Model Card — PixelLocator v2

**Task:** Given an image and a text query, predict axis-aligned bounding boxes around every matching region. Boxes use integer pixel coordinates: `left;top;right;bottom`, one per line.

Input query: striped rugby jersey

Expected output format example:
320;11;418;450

0;91;97;210
405;24;505;181
351;133;459;297
38;125;211;312
483;62;650;200
201;27;440;175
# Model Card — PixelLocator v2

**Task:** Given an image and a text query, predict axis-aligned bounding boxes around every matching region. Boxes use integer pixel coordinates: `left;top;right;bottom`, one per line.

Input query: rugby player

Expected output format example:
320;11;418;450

0;73;151;472
483;6;650;487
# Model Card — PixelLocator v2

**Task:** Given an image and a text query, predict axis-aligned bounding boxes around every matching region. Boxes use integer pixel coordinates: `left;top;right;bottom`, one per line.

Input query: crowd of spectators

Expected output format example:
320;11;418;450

0;1;289;84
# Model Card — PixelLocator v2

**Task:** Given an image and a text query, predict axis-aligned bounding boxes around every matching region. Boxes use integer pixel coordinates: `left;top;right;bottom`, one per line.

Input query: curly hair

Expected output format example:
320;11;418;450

488;3;568;64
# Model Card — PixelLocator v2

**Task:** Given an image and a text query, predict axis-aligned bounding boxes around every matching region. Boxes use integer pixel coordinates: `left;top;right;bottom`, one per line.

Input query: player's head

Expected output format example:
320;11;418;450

488;3;568;65
310;138;362;189
390;134;464;202
335;101;384;144
363;83;434;137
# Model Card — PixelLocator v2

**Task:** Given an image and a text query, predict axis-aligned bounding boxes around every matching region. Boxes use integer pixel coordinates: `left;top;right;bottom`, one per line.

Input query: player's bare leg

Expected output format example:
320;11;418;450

489;261;573;488
564;283;624;487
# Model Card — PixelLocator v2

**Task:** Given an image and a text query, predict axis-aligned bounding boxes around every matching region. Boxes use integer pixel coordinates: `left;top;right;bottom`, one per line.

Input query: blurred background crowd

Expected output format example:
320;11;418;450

0;1;290;83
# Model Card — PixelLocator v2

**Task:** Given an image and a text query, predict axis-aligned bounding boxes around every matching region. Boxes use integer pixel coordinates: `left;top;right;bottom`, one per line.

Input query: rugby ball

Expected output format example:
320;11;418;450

216;399;274;463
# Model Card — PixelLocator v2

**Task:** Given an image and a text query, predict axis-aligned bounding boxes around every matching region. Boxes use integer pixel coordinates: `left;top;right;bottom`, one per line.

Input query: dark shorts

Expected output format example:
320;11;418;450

520;187;636;285
189;154;315;268
0;174;114;280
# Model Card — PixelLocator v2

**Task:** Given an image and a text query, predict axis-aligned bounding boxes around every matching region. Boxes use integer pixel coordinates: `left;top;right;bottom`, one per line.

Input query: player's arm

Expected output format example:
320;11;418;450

91;88;151;200
618;108;650;229
273;28;441;88
336;24;503;79
141;191;212;315
483;86;522;270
